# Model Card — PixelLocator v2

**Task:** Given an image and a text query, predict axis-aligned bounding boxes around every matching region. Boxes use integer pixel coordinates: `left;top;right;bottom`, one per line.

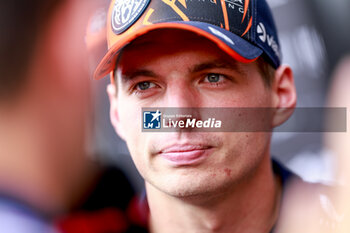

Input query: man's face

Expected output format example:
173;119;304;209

110;29;275;198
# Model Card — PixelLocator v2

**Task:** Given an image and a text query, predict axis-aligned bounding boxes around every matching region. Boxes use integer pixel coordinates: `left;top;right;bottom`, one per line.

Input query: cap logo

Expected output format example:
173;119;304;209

111;0;150;34
257;22;267;42
257;22;280;60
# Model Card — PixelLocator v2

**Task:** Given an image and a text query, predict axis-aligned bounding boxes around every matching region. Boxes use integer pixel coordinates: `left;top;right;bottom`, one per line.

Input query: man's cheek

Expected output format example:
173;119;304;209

118;104;141;134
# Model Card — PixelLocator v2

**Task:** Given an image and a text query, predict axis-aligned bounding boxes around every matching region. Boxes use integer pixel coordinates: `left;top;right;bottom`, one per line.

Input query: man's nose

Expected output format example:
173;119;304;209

163;81;202;132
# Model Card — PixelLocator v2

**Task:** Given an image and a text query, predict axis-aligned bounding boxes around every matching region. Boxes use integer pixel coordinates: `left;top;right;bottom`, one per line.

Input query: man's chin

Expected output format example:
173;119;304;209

146;174;236;201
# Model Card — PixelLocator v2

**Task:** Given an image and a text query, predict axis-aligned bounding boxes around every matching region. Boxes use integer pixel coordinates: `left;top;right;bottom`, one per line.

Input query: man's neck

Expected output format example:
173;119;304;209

146;156;282;233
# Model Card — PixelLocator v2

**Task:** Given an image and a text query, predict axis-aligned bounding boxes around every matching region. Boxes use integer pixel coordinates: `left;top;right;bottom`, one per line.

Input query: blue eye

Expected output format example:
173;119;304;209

206;73;222;83
136;81;156;90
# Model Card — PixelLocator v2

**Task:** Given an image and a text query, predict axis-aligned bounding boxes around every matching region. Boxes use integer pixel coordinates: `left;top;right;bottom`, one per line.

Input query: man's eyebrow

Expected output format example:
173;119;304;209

119;69;157;83
190;59;246;75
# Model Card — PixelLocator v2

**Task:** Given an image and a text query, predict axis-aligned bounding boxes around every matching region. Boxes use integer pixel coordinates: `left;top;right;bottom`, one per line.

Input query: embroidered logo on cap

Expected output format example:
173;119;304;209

257;22;267;42
111;0;150;35
257;22;280;59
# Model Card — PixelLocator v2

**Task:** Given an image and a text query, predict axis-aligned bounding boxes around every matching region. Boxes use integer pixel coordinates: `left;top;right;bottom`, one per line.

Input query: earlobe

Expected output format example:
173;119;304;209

272;65;297;127
107;84;126;140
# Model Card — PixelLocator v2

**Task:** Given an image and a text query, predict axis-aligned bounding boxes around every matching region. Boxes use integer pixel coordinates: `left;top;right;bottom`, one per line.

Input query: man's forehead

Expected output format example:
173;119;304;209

115;28;258;79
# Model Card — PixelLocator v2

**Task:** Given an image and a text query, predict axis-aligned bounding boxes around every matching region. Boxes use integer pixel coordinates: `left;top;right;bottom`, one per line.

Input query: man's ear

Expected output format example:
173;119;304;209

107;84;126;140
271;65;297;127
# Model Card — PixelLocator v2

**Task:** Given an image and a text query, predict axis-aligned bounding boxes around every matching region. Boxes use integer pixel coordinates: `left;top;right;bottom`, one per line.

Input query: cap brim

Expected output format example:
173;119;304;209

94;21;263;80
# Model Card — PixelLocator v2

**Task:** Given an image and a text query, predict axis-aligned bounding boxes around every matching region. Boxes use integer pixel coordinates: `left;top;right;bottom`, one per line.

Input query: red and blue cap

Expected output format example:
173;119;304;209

94;0;281;80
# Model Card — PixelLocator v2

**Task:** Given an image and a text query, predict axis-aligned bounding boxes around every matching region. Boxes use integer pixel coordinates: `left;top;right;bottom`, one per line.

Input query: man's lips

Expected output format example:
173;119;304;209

158;144;213;165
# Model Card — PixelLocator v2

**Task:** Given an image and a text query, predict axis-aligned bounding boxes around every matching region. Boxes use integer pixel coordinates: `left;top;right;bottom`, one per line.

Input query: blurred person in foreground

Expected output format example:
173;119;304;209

274;57;350;233
0;0;94;232
50;5;149;233
89;0;337;232
326;56;350;233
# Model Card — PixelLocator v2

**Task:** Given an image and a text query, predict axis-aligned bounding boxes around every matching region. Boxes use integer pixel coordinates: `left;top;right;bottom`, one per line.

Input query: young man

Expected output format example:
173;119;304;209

95;0;297;232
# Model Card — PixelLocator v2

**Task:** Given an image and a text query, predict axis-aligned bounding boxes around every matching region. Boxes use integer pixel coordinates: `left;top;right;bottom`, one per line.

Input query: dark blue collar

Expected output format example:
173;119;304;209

270;159;301;233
